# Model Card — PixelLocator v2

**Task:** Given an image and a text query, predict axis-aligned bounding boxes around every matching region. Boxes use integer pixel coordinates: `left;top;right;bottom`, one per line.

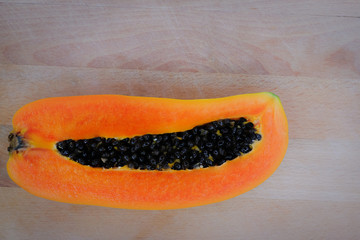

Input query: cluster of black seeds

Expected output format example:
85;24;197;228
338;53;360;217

56;117;261;170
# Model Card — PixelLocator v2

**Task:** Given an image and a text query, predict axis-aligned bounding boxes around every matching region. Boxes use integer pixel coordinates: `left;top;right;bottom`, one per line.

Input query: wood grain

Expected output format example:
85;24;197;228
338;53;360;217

1;65;359;140
1;64;360;239
1;1;360;78
1;187;359;240
1;1;360;239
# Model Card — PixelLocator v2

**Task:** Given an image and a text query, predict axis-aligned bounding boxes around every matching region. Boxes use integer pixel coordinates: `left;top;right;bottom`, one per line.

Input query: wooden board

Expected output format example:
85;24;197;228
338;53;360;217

1;0;360;79
1;64;359;240
1;1;360;239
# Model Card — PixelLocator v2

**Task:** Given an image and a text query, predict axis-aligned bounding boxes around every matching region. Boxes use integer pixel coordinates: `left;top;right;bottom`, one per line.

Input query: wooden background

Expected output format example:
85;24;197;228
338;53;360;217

1;1;360;239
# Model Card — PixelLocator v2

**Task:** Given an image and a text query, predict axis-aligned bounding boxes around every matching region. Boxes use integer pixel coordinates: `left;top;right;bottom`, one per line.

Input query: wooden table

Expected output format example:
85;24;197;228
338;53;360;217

1;1;359;239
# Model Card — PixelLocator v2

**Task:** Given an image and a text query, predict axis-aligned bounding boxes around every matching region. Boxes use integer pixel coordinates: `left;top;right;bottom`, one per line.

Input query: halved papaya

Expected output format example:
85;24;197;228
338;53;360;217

7;92;288;210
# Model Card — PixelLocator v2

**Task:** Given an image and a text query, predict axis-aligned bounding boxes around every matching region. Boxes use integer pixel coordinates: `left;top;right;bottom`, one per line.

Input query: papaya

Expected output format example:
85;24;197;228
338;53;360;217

7;92;288;210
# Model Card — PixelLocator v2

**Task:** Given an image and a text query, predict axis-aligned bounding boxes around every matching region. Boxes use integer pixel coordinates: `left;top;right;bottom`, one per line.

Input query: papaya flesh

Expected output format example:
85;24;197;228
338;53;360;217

7;92;288;210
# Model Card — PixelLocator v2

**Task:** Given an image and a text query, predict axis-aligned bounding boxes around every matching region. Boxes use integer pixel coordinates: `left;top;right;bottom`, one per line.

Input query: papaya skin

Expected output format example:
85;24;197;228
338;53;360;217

7;92;288;210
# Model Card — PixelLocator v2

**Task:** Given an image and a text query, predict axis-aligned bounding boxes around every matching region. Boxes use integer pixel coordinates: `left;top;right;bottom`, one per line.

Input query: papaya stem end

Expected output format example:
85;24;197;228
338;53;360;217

7;132;26;154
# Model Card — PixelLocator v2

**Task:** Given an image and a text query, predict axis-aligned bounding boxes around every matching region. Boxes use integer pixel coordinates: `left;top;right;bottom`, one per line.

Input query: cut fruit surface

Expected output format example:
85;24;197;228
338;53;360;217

7;92;288;210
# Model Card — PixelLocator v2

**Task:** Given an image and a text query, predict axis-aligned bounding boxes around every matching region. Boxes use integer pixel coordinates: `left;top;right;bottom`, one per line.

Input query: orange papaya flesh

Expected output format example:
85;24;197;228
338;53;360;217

7;92;288;210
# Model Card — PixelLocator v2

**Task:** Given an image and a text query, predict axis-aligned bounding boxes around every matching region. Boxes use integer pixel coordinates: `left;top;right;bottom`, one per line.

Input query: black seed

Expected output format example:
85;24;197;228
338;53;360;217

240;145;252;154
150;158;157;165
90;159;102;167
63;153;75;159
238;117;247;124
174;151;181;159
205;159;214;166
68;141;75;150
123;155;130;162
173;162;182;170
182;161;189;169
104;161;113;169
203;150;209;157
224;135;232;142
144;134;152;141
194;136;201;144
244;136;252;143
77;158;87;165
180;148;187;155
200;129;208;136
130;138;137;145
223;119;230;125
152;150;160;156
128;162;135;169
199;156;206;163
178;141;185;148
218;140;224;147
236;128;243;135
119;145;128;152
134;143;141;151
132;162;139;169
207;124;215;131
162;135;169;142
142;141;150;148
159;155;166;162
235;135;243;142
245;122;254;129
221;128;229;134
160;162;169;170
219;148;225;156
206;142;213;148
76;142;84;150
210;133;217;140
118;159;127;167
131;154;137;160
212;150;219;157
225;142;233;148
138;156;146;163
187;133;194;139
216;159;226;166
256;134;262;141
56;141;65;150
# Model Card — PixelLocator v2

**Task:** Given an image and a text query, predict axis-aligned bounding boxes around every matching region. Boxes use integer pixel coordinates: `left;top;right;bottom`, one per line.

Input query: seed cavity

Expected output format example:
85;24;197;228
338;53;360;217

56;118;261;170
